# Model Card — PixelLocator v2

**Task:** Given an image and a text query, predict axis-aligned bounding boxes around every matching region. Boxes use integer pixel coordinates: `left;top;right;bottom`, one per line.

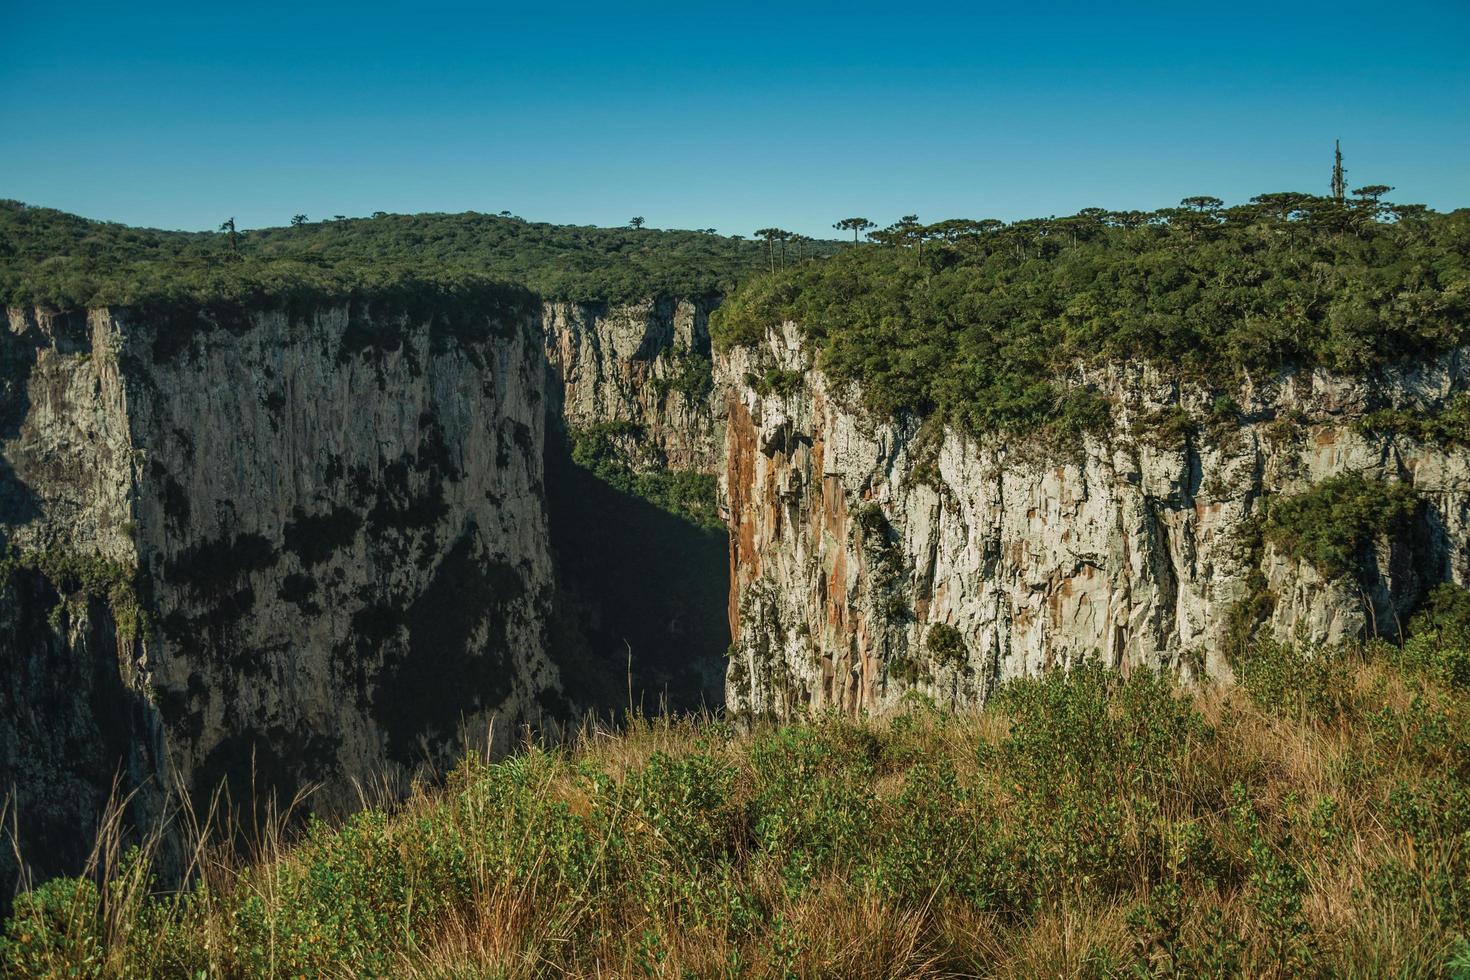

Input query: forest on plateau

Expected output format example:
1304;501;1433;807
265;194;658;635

714;193;1470;438
0;202;839;310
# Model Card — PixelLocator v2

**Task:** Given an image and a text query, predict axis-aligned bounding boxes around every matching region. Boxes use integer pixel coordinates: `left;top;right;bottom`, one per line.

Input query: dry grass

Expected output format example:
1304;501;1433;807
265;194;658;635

3;647;1468;978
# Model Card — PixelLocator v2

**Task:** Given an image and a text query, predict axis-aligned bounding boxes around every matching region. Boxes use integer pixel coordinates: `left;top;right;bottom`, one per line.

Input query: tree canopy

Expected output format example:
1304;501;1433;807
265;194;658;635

712;194;1470;437
0;202;838;309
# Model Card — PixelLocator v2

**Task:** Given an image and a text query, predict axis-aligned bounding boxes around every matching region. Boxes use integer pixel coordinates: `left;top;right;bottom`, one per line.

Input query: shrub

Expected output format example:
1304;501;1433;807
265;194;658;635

1263;474;1420;581
5;646;1467;977
1398;583;1470;688
925;623;969;668
0;877;103;978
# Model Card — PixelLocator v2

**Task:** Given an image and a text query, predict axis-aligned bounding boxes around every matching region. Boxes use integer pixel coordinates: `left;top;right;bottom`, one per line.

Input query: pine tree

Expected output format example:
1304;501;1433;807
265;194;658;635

1331;140;1347;203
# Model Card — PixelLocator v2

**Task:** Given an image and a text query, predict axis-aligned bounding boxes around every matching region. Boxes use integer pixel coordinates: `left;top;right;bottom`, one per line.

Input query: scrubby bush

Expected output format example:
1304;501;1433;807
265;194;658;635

1397;582;1470;688
5;644;1468;977
1263;474;1420;580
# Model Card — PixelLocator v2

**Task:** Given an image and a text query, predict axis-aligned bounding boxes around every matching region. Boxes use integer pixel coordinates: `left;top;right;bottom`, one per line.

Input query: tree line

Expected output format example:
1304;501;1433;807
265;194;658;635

713;184;1469;442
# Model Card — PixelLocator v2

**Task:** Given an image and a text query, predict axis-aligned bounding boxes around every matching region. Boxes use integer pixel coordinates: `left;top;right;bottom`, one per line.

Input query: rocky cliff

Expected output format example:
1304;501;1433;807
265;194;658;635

721;322;1470;715
543;296;723;473
540;296;731;714
1;300;562;886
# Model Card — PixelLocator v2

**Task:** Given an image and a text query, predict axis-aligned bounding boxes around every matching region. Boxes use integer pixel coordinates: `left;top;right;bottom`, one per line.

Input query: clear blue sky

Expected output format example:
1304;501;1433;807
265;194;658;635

2;1;1466;237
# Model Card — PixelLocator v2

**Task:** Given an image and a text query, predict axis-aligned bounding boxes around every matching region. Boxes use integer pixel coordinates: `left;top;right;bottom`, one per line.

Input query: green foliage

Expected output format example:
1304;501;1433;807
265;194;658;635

0;545;147;639
924;623;968;668
566;422;721;531
1357;393;1470;448
1397;583;1470;688
0;877;103;977
1235;640;1356;722
712;198;1470;438
5;644;1470;975
1450;937;1470;979
648;350;715;403
744;368;805;398
1263;474;1420;581
0;200;837;309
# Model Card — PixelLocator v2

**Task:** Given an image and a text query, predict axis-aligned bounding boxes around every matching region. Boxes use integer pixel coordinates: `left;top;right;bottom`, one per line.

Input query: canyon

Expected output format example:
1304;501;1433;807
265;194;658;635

3;290;1467;896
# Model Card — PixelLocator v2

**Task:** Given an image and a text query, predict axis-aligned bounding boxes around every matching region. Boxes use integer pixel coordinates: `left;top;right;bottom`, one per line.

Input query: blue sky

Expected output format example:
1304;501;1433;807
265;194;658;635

2;1;1466;236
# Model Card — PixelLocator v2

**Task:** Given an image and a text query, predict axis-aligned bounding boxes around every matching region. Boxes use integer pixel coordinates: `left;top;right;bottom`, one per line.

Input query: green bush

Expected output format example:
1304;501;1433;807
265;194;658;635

0;546;147;639
1357;393;1470;448
1398;583;1470;688
0;876;104;978
649;350;715;403
5;646;1468;976
924;623;968;668
1263;474;1420;581
1235;640;1355;721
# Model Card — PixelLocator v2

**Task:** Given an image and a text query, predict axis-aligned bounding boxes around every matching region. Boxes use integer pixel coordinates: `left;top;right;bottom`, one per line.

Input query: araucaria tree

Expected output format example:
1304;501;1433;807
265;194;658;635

834;217;876;245
1331;140;1347;202
219;216;239;254
754;228;782;272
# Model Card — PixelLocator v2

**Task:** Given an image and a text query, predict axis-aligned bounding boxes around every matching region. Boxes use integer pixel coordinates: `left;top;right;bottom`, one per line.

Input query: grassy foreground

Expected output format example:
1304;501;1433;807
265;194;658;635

4;642;1469;978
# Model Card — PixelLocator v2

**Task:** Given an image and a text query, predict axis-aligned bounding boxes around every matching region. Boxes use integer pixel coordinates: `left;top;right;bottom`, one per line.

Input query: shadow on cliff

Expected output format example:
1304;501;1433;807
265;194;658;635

544;423;729;717
0;576;169;918
0;314;43;526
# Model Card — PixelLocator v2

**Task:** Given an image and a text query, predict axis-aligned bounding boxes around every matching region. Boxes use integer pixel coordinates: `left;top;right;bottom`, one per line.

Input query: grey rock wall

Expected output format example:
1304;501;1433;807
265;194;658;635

1;302;562;889
721;321;1470;715
543;297;723;473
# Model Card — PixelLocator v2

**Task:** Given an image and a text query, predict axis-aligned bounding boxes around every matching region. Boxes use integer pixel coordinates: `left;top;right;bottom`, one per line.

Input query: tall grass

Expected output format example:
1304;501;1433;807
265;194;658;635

4;640;1469;977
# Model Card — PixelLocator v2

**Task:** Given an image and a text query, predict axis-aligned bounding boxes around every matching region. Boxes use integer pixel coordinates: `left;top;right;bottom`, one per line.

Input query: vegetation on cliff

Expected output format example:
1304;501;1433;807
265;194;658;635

712;195;1470;437
5;629;1469;977
1263;474;1422;581
0;202;828;309
0;547;146;640
565;422;722;532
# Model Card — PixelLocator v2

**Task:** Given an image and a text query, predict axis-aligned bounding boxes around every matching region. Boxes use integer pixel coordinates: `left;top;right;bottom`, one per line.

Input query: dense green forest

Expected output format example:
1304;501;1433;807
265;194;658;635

7;194;1469;442
0;202;831;308
5;629;1468;977
713;196;1470;438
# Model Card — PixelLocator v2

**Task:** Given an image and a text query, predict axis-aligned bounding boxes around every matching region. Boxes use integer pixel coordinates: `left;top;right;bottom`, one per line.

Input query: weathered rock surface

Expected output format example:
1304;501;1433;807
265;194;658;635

2;303;562;887
543;297;723;473
540;297;731;713
721;322;1470;715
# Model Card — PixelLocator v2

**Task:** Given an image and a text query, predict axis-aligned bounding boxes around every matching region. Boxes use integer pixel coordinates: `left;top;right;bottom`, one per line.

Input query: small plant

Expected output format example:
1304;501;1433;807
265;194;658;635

925;623;969;669
1;545;148;640
1357;393;1470;448
745;368;804;398
1396;583;1470;688
649;350;715;403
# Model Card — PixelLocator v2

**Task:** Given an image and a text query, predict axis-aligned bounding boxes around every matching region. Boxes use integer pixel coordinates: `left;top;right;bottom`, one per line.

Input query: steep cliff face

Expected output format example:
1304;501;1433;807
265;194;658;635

543;297;723;472
0;309;162;889
722;322;1470;715
2;302;561;884
540;296;731;714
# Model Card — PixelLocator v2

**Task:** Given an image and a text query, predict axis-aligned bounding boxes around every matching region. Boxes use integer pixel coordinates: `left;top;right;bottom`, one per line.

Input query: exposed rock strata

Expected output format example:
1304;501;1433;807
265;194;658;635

721;322;1470;715
543;297;723;473
2;303;561;887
